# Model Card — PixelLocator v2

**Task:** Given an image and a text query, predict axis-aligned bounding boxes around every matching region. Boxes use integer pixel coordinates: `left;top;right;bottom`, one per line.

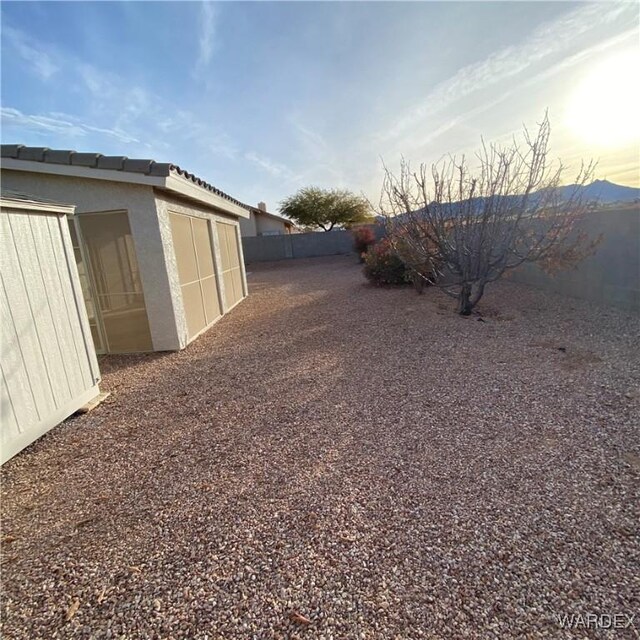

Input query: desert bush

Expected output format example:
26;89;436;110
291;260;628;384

352;226;376;261
392;225;440;293
363;239;409;285
379;114;598;314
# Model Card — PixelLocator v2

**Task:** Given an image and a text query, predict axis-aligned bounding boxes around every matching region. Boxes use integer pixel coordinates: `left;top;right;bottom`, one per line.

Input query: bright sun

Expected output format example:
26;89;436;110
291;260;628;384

565;50;640;148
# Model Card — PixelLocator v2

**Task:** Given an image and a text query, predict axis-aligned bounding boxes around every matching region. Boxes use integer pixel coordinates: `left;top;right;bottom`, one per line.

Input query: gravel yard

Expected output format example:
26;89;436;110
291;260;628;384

2;255;639;639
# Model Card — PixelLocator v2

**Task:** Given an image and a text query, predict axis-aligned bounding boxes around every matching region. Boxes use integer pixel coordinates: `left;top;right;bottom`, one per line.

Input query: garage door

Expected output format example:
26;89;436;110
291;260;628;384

170;213;222;340
216;222;244;309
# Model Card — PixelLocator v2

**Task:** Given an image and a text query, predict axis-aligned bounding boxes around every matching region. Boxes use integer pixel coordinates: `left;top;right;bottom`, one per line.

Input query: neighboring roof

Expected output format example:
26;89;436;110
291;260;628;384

251;207;294;227
1;188;75;215
1;144;250;217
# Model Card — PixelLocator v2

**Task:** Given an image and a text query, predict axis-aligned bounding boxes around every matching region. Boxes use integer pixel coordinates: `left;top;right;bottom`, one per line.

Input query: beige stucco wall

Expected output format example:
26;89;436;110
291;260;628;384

256;213;288;235
1;169;181;351
240;210;291;237
239;211;258;237
153;190;248;349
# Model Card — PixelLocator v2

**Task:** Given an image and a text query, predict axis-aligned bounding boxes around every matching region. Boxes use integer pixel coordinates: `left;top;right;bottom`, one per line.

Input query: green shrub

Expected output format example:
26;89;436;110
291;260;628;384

363;239;410;285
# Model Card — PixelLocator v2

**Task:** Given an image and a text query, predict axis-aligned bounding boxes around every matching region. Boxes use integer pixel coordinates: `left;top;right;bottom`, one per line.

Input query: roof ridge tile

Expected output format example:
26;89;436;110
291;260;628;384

2;144;251;210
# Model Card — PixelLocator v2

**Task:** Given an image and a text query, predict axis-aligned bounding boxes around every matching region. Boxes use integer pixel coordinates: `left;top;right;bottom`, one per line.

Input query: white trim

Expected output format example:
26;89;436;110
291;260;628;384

164;175;249;219
67;215;108;356
234;223;249;296
57;215;102;383
2;158;250;219
208;218;225;321
0;197;75;215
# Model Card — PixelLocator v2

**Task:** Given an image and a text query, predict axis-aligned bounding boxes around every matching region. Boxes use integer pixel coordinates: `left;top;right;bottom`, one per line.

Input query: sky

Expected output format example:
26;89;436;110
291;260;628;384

1;1;639;211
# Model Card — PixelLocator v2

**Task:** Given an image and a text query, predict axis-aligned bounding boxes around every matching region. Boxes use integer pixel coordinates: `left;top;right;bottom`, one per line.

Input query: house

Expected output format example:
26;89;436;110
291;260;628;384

1;190;102;463
1;144;249;354
239;201;295;237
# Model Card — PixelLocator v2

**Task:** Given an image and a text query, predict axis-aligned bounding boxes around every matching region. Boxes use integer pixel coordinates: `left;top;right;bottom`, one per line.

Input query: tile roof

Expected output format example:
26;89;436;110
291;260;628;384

1;144;250;210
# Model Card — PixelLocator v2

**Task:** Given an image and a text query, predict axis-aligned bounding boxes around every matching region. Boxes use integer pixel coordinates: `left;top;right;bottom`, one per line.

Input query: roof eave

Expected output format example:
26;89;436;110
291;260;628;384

163;174;249;219
1;158;250;219
1;157;166;187
254;209;293;226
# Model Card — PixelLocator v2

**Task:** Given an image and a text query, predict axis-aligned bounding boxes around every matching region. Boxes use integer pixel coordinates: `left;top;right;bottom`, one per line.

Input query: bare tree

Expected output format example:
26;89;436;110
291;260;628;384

378;115;600;314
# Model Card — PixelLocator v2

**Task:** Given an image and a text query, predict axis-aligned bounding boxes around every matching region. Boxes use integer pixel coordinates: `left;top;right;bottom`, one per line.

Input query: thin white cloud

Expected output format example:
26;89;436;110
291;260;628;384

287;117;349;185
3;26;59;79
77;63;123;102
292;120;330;152
245;151;297;180
380;1;630;143
154;110;239;159
195;1;217;73
1;24;240;171
399;26;640;156
1;107;140;144
76;63;151;130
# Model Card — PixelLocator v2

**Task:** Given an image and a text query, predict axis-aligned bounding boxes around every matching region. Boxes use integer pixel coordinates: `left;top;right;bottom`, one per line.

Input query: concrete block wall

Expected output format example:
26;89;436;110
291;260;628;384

510;207;639;311
242;225;386;263
243;229;354;262
243;210;639;312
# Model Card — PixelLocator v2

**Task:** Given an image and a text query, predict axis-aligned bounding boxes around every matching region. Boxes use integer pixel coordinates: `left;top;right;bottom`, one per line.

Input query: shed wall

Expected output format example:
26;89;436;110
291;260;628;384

1;205;101;464
153;191;248;349
0;170;180;350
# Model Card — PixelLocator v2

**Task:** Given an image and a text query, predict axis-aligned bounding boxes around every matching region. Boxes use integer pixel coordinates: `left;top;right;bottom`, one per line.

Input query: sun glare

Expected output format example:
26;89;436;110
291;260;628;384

565;50;640;148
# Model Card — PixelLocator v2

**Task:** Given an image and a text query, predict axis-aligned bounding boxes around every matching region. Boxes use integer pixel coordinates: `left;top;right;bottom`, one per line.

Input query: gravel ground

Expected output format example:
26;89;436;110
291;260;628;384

2;255;639;639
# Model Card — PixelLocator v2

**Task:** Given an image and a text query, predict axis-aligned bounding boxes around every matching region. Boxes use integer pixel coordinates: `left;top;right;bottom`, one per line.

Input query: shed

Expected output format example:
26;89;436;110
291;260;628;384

1;191;102;464
1;145;250;353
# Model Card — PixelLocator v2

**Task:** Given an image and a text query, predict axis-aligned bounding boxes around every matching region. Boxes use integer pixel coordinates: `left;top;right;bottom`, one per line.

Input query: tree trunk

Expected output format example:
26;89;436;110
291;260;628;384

458;284;473;315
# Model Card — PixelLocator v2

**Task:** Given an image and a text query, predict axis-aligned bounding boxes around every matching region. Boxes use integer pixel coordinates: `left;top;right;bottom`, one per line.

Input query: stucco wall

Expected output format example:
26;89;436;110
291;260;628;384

239;211;258;237
153;191;248;349
240;211;289;237
1;169;180;350
256;213;288;236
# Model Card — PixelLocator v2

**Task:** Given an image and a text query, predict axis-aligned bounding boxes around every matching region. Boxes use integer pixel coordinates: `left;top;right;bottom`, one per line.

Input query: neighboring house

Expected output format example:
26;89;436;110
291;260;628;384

1;190;102;464
239;201;295;237
1;144;250;354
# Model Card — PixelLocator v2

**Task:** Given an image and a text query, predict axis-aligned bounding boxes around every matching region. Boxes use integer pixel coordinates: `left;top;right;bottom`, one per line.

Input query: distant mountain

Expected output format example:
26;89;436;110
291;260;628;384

557;179;640;204
381;180;639;223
